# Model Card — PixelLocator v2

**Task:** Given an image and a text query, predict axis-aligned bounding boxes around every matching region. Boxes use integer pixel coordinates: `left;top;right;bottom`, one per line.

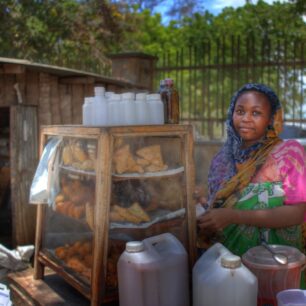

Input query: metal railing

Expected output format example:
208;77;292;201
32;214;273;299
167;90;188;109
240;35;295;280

154;35;306;139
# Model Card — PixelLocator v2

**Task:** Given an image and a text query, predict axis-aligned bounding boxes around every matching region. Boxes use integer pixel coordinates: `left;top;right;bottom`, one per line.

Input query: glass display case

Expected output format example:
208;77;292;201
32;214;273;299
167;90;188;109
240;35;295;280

32;125;196;306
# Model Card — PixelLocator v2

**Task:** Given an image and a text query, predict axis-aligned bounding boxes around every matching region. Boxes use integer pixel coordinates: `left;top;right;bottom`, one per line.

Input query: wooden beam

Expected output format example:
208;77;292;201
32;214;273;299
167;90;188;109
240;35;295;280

1;64;26;74
59;76;95;85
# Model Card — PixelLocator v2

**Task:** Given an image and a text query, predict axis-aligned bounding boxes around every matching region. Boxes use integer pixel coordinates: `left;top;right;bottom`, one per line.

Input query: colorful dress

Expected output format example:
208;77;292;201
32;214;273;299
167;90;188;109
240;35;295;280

219;140;306;256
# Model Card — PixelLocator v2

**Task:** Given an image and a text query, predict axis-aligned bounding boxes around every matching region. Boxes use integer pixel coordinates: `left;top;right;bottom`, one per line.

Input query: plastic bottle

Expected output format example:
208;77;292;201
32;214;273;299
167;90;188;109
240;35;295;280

193;243;257;306
108;93;121;126
146;94;164;125
135;93;148;125
121;92;136;125
118;233;189;306
93;86;108;126
105;91;114;100
82;97;93;125
164;79;180;124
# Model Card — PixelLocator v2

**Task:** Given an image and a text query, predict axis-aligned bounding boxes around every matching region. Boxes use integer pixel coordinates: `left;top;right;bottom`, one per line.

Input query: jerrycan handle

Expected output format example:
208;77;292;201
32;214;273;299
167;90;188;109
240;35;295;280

143;233;187;254
143;233;186;255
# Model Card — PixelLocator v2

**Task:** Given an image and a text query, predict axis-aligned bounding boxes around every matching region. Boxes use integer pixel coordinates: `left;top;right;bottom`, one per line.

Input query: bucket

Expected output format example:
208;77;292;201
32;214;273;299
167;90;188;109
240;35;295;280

117;233;189;306
193;243;258;306
242;245;306;306
277;289;306;306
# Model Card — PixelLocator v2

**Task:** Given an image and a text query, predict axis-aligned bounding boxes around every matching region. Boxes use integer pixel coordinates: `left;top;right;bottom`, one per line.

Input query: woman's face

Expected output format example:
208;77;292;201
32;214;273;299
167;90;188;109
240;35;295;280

233;91;272;147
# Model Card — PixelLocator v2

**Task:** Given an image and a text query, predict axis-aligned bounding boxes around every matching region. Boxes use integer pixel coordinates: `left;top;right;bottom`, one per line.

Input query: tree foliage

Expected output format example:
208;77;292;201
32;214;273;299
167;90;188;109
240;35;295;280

0;0;304;72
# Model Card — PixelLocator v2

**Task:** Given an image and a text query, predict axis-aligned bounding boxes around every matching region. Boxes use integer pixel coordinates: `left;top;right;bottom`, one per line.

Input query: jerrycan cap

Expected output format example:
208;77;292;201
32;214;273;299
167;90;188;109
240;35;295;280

126;241;145;253
221;254;241;269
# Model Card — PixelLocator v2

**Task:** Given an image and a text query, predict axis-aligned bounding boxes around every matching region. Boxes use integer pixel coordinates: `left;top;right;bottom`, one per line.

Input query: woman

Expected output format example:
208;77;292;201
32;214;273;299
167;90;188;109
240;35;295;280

197;83;306;258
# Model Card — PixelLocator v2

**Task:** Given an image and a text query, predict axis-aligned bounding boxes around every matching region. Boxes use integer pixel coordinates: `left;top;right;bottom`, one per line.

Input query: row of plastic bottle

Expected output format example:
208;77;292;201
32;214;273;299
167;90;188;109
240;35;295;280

118;234;258;306
82;87;164;126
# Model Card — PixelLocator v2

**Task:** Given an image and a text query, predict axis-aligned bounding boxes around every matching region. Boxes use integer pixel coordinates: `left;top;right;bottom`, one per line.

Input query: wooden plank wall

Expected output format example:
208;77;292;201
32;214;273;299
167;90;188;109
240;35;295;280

0;64;128;245
0;66;117;127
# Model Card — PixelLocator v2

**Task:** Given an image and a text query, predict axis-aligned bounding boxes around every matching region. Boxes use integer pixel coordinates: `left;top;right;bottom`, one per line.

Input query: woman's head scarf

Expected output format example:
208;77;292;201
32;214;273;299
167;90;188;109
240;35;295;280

208;83;283;207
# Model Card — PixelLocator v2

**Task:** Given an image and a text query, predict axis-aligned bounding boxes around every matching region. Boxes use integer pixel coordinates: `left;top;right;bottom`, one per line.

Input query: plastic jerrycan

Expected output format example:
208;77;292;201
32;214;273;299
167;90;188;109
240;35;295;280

117;233;189;306
193;243;258;306
193;243;232;306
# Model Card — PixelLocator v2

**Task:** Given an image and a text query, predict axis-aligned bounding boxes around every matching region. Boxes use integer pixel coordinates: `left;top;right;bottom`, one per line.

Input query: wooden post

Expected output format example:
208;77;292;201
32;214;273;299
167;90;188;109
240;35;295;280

10;105;38;246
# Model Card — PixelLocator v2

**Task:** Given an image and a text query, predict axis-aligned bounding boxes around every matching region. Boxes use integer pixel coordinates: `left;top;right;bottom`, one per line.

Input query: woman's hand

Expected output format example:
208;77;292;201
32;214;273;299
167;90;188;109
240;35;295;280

197;208;236;232
198;203;306;233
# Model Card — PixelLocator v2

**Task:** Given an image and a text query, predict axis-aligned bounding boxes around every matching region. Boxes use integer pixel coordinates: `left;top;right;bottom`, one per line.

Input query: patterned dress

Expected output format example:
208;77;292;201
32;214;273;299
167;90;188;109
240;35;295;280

214;140;306;256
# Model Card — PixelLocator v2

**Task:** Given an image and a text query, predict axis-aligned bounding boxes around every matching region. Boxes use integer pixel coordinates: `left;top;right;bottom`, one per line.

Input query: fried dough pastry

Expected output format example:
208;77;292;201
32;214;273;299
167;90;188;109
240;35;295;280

136;145;167;172
62;145;73;165
71;142;88;163
136;145;162;162
128;202;150;222
113;144;144;174
112;204;142;223
110;203;150;223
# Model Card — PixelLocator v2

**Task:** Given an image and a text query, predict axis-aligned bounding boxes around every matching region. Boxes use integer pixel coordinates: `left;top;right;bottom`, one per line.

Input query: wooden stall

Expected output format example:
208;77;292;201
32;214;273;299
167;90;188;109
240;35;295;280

33;124;196;306
0;57;144;246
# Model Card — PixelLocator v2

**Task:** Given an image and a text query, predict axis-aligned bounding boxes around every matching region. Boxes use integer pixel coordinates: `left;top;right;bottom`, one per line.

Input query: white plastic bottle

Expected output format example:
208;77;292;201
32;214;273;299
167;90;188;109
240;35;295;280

82;97;94;125
193;244;257;306
108;93;121;126
121;92;136;125
135;93;148;125
146;94;164;125
105;91;114;100
93;86;108;126
118;233;190;306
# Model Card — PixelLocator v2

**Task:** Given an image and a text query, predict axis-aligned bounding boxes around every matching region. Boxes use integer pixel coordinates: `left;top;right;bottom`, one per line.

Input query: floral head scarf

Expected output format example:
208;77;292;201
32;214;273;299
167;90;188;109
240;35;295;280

208;83;283;206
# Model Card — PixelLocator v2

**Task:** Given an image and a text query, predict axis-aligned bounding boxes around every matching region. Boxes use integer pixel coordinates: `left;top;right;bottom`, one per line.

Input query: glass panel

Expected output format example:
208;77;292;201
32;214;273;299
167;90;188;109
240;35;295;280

41;136;97;286
107;135;188;292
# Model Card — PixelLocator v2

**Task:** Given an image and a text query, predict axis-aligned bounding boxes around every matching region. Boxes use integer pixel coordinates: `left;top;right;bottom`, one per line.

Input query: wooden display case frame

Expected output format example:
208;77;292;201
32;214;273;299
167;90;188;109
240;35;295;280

33;124;196;306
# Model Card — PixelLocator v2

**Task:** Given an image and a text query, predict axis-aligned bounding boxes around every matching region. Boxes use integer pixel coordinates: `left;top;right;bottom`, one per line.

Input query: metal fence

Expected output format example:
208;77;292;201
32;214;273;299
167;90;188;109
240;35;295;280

154;35;306;140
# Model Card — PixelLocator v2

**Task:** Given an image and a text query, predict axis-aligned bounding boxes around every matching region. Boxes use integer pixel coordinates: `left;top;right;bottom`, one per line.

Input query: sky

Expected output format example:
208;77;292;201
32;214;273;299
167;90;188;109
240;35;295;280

154;0;290;18
201;0;289;15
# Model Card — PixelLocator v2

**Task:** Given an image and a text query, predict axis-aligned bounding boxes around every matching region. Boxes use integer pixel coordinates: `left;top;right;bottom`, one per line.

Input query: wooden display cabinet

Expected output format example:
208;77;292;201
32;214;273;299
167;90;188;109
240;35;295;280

33;125;196;306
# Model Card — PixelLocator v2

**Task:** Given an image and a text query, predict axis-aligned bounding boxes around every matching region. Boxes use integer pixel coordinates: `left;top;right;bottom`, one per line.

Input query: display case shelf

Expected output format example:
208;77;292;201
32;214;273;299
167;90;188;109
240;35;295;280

60;165;96;177
112;166;184;180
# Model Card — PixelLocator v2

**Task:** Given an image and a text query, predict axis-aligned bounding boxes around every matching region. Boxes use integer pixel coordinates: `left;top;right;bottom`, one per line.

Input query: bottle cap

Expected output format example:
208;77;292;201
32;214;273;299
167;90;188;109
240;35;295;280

136;93;147;100
121;92;135;100
164;78;174;86
147;93;161;101
221;254;241;269
125;241;144;253
94;86;105;96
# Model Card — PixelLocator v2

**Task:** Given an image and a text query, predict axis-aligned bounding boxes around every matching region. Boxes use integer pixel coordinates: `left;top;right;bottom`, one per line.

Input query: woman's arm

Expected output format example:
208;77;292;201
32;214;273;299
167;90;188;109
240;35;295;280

197;203;306;232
